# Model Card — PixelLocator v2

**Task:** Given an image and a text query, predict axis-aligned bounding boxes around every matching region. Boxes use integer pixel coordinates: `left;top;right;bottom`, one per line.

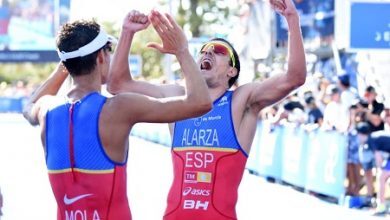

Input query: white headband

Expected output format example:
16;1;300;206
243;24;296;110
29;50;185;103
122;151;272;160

57;28;117;61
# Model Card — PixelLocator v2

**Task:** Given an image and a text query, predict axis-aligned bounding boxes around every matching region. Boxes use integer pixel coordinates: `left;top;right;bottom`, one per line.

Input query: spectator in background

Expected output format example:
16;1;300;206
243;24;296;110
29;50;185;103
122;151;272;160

337;73;358;109
356;121;390;216
355;86;385;199
272;94;306;125
322;84;349;132
346;104;362;196
304;95;323;127
363;86;385;132
259;105;279;122
316;76;331;111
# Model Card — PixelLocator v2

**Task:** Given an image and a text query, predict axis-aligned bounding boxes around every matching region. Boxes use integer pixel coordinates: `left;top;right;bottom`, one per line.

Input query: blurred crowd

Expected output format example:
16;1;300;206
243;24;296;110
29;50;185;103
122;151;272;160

0;80;34;98
258;71;390;204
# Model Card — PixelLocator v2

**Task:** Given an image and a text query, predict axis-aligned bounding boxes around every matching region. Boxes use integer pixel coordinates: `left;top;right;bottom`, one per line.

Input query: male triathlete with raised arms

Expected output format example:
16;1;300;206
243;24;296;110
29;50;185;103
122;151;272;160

108;1;306;219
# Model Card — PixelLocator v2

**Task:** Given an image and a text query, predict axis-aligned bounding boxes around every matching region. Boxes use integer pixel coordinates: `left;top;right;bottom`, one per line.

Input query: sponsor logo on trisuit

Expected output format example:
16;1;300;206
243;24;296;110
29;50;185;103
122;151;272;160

64;193;93;205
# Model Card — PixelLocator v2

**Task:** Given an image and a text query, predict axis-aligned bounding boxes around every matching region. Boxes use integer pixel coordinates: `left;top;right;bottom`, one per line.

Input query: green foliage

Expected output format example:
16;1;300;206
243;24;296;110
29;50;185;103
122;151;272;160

0;63;57;85
0;22;164;85
102;21;164;79
0;1;236;84
177;0;234;37
129;27;164;79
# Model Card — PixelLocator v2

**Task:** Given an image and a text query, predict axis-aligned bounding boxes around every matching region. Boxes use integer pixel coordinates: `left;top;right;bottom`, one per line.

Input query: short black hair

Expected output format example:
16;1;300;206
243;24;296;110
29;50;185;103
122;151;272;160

209;38;240;88
365;85;376;94
56;19;106;76
358;99;369;108
338;74;350;87
305;96;315;105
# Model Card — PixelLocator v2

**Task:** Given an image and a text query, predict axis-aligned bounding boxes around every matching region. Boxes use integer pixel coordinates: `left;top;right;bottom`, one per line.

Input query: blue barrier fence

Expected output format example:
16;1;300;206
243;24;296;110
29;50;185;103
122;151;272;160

130;121;348;202
247;122;347;200
0;97;26;113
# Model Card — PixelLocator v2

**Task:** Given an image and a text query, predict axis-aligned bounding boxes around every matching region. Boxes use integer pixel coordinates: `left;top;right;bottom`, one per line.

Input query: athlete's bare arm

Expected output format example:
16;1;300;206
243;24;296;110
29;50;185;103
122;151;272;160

107;10;184;99
233;0;306;153
109;11;214;123
238;0;306;114
136;10;211;119
23;63;69;126
101;89;212;162
234;0;305;115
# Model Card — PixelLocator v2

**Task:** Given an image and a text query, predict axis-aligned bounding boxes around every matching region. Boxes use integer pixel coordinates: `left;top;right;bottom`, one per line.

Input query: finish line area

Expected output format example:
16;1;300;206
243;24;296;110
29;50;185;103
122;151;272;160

0;114;381;220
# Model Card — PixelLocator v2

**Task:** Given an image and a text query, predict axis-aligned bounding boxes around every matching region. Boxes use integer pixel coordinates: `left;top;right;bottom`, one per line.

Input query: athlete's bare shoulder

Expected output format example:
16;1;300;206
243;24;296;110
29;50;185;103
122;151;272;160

232;83;257;107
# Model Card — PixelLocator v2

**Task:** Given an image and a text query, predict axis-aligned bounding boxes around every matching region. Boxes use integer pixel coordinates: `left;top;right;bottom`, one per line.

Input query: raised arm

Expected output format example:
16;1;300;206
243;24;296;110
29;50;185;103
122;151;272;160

147;10;211;110
23;63;69;125
110;11;212;124
242;0;306;112
107;10;183;98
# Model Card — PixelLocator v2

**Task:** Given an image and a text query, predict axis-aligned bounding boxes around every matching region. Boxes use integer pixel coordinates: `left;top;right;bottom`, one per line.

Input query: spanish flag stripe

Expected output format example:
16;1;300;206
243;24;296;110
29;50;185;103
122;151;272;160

173;147;237;152
48;168;114;174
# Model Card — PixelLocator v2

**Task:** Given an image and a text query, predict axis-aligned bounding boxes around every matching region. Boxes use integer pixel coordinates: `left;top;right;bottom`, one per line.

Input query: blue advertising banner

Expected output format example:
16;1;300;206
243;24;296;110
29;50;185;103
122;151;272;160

280;125;309;188
0;0;71;62
246;121;263;174
256;123;284;180
350;2;390;49
305;130;347;199
0;97;25;112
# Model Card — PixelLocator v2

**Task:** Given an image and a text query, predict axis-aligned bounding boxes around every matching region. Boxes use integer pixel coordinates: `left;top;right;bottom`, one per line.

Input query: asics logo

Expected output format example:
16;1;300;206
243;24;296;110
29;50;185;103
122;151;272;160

63;193;93;205
182;187;210;196
183;187;192;196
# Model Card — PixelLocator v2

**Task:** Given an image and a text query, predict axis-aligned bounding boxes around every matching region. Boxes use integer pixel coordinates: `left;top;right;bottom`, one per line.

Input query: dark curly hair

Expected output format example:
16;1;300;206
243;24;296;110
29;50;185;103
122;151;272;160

56;19;107;76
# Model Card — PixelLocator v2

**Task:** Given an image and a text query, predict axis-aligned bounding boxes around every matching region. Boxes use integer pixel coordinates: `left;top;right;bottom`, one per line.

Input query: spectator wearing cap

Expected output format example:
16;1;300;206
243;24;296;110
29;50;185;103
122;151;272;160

356;122;390;216
337;73;359;109
322;84;350;132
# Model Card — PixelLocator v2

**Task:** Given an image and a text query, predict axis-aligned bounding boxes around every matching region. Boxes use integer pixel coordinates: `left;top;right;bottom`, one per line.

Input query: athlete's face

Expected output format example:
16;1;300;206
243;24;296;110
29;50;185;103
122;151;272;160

197;41;237;88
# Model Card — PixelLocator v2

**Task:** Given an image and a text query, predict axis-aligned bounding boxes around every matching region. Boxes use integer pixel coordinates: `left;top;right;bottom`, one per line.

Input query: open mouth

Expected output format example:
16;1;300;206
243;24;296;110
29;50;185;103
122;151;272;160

200;59;212;70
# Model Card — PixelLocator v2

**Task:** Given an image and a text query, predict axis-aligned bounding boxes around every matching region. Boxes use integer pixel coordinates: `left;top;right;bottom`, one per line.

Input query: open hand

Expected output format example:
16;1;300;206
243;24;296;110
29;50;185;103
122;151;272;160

147;10;188;55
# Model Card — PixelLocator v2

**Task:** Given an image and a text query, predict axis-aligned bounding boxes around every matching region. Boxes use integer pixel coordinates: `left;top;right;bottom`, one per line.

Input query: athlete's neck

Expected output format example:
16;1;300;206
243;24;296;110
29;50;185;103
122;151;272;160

208;87;228;102
67;71;102;102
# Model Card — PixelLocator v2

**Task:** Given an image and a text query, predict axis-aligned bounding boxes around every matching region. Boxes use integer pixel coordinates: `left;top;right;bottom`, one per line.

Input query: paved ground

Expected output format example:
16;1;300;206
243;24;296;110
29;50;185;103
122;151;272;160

0;114;384;220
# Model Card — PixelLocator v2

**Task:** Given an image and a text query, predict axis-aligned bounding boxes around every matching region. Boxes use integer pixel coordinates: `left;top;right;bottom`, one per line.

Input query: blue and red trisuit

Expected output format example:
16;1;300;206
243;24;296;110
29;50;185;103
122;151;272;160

165;91;248;220
45;92;131;220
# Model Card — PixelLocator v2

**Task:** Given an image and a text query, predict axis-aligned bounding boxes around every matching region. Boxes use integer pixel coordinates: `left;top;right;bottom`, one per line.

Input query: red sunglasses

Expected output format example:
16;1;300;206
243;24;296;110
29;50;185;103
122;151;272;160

200;42;236;68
